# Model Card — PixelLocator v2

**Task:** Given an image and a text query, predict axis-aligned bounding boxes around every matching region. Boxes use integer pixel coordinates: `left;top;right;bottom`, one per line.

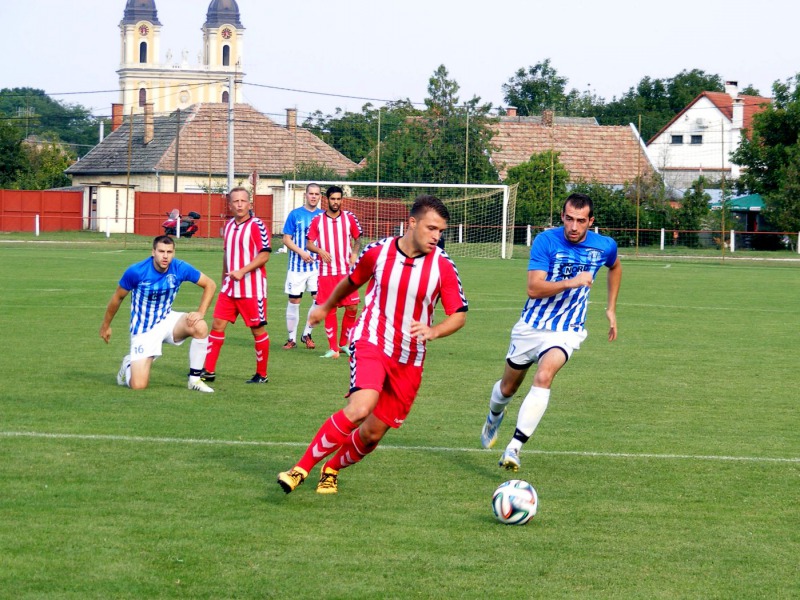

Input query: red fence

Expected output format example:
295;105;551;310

134;192;273;238
0;189;273;237
0;190;83;232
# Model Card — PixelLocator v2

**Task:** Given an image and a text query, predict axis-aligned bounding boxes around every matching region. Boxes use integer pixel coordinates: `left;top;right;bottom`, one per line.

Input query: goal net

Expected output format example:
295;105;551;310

281;181;517;259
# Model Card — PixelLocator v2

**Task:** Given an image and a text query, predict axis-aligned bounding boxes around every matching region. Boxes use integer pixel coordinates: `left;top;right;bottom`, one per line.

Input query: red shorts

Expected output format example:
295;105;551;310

212;292;267;327
347;339;423;429
317;274;360;307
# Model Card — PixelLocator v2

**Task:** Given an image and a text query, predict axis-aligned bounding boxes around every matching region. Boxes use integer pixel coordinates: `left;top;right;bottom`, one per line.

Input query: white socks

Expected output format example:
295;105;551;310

286;302;300;340
488;380;513;420
189;337;208;374
508;386;550;451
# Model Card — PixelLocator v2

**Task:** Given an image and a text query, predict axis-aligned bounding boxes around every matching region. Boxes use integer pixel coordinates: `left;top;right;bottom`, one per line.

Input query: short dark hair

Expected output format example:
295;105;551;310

326;185;343;198
227;186;250;201
410;194;449;221
153;235;175;249
563;193;593;218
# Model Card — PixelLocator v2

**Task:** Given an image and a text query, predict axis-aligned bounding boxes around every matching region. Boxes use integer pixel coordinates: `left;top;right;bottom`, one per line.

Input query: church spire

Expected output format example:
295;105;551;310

121;0;162;26
204;0;244;29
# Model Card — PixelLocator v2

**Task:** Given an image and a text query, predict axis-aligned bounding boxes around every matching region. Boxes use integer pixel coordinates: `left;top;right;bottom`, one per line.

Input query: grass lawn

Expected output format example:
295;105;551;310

0;238;798;599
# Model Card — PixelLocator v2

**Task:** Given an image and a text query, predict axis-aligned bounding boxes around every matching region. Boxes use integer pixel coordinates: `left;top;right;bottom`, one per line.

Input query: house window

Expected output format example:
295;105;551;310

691;135;703;145
222;45;230;66
221;91;229;103
671;135;683;145
138;88;147;107
139;41;148;63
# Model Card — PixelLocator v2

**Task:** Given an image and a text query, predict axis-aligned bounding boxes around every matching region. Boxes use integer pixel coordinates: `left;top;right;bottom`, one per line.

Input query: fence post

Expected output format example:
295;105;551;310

35;214;40;237
660;228;665;250
399;222;404;236
106;216;111;238
797;232;799;254
730;229;735;253
176;212;181;239
458;224;463;244
526;224;531;246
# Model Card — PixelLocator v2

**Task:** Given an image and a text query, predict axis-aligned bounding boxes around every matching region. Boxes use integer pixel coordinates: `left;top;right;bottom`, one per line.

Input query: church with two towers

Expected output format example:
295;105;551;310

117;0;245;116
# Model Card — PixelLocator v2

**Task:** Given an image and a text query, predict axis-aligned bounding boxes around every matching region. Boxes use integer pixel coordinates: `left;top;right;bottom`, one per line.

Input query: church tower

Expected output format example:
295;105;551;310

117;0;245;117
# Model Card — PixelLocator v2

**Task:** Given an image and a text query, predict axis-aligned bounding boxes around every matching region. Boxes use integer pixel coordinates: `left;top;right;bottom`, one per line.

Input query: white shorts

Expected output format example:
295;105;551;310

129;311;186;362
505;318;588;369
284;270;318;297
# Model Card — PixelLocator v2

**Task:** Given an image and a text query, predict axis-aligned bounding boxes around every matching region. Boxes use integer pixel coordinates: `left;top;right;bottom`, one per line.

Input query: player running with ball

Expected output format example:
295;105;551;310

481;193;622;471
277;195;468;495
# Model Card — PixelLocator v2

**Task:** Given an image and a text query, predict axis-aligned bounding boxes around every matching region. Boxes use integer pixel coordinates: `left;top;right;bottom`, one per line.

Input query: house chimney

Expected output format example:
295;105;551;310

143;103;154;145
506;106;517;117
542;109;554;127
724;80;739;99
111;103;123;132
286;108;297;132
732;97;744;131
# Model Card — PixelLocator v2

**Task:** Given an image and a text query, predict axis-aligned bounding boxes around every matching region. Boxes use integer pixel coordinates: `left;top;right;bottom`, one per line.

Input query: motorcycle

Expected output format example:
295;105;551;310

162;209;201;238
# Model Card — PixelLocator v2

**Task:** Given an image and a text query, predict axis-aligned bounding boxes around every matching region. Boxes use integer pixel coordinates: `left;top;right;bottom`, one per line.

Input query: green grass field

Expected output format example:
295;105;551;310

1;238;798;599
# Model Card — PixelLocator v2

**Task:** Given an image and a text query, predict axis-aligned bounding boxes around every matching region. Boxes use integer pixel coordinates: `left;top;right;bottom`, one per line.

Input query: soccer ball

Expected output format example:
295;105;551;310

491;479;538;525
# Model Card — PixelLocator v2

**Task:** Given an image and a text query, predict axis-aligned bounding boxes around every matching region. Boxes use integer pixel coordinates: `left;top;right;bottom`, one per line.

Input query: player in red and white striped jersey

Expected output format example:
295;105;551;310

306;186;363;358
202;187;272;384
277;195;468;495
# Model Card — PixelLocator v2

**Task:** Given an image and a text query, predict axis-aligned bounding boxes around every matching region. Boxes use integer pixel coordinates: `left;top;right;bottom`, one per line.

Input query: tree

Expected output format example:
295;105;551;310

0;88;100;155
0;117;24;187
502;59;568;116
676;177;711;247
599;70;723;140
281;161;343;183
353;65;499;185
505;150;569;241
732;73;800;233
12;141;73;190
302;100;417;164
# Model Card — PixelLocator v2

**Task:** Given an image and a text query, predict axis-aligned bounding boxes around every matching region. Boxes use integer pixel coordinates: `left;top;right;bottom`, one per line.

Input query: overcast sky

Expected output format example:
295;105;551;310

2;0;797;124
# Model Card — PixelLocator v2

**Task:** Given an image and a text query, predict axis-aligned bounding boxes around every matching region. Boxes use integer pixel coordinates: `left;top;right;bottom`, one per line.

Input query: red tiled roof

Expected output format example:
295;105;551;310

156;103;358;177
492;120;653;184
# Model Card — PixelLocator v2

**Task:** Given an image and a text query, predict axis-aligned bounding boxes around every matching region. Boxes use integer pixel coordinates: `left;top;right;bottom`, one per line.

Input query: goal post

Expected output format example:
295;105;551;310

282;180;517;259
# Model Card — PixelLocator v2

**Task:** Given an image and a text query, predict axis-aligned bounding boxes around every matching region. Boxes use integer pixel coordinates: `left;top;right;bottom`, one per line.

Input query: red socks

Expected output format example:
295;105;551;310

324;428;375;472
204;331;225;372
340;309;357;349
254;332;269;377
297;410;357;473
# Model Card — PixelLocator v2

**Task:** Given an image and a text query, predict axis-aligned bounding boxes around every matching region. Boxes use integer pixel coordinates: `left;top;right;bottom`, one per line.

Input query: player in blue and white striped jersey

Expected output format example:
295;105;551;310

480;193;623;472
99;235;217;392
281;183;324;350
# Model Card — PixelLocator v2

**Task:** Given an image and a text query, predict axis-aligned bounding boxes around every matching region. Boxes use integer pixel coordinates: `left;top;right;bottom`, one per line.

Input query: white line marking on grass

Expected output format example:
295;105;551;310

2;431;798;464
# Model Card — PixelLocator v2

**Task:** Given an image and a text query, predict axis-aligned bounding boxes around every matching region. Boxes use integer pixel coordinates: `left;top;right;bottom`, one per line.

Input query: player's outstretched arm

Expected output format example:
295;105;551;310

193;273;217;317
99;286;129;344
605;257;622;342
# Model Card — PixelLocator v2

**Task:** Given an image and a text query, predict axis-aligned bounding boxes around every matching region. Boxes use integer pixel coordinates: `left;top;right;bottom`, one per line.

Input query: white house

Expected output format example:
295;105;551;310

646;81;771;188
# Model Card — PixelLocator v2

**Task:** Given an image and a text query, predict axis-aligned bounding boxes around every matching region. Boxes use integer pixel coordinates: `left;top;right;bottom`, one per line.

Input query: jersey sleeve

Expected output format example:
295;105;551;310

282;210;296;236
437;254;469;316
307;214;321;243
604;238;618;267
118;265;140;291
528;232;553;272
174;259;201;284
255;218;271;252
347;212;363;240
